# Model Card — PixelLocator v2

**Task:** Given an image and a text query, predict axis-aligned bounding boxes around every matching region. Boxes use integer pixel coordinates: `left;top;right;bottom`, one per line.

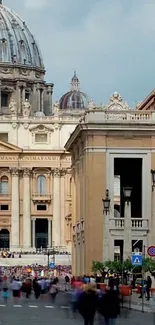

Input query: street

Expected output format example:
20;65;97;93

0;292;153;325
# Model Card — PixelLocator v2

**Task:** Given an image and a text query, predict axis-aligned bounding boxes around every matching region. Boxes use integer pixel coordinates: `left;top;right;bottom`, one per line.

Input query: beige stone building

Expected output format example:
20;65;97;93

65;91;155;275
0;2;93;252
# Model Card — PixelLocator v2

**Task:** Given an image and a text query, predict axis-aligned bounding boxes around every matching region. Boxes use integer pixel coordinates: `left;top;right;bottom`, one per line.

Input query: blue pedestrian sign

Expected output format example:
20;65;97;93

131;254;143;266
49;262;55;269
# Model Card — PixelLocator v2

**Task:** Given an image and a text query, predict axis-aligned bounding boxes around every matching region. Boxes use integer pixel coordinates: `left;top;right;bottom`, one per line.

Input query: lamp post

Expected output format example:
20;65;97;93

151;170;155;246
102;189;110;261
123;186;132;261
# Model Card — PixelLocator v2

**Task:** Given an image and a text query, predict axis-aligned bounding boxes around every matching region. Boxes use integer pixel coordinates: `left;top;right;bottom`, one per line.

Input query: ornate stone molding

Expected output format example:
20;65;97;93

52;168;68;177
23;168;31;177
105;92;129;111
10;167;19;176
52;168;61;177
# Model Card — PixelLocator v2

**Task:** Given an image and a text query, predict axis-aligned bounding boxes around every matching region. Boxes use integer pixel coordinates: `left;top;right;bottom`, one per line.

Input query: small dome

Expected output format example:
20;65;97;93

34;111;45;117
0;3;44;69
59;71;90;110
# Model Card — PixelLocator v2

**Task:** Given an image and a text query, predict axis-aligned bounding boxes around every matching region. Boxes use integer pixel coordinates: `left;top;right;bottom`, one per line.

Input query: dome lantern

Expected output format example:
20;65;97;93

59;71;91;110
71;71;80;91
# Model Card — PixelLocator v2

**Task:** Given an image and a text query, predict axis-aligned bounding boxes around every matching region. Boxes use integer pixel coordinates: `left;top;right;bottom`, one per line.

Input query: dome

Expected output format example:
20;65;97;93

34;111;45;117
0;2;44;69
59;71;90;110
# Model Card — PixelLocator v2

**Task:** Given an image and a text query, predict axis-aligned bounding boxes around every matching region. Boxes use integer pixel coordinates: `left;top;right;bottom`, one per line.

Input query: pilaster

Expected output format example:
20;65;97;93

52;168;61;246
23;168;31;249
10;167;20;250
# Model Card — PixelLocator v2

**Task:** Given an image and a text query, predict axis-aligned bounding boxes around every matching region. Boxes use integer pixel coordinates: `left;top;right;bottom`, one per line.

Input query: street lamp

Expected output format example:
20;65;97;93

102;189;110;215
123;187;132;204
151;170;155;191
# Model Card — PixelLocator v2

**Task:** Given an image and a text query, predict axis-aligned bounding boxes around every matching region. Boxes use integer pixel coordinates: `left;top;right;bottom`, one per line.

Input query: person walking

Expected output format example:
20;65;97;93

78;283;97;325
49;278;58;304
33;278;41;299
2;276;9;303
146;276;152;301
98;284;120;325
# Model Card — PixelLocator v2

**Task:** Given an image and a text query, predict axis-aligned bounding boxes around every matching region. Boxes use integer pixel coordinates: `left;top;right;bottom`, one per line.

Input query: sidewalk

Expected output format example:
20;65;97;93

123;293;153;313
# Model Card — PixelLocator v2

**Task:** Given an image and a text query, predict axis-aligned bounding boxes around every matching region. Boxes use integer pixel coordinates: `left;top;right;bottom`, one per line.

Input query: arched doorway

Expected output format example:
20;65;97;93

0;229;10;249
35;219;48;248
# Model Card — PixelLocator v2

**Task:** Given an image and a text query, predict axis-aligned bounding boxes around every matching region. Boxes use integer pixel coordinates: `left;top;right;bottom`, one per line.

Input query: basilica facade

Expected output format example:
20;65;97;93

0;2;92;251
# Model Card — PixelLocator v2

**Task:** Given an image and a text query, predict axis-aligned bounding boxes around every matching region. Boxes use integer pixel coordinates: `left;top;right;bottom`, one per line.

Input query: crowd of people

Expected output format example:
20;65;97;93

0;271;120;325
1;249;71;258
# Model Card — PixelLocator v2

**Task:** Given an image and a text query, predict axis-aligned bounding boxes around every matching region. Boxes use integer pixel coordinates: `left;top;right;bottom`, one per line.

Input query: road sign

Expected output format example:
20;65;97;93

131;254;143;266
49;262;55;269
147;246;155;257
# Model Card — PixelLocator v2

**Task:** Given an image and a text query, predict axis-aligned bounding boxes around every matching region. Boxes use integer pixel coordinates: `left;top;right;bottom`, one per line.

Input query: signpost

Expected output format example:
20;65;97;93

131;254;143;266
132;252;144;312
147;246;155;257
49;262;55;269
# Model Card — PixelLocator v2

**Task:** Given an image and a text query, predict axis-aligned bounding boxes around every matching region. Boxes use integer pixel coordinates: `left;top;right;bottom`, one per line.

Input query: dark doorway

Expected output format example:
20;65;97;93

35;219;48;248
0;229;10;249
114;158;142;218
114;240;123;262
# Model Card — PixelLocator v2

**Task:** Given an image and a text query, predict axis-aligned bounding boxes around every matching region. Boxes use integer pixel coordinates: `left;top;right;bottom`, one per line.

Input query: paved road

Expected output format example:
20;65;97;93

0;292;154;325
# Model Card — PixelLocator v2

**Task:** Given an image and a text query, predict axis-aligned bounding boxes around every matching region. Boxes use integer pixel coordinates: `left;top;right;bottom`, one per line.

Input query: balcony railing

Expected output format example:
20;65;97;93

32;193;51;203
109;218;149;230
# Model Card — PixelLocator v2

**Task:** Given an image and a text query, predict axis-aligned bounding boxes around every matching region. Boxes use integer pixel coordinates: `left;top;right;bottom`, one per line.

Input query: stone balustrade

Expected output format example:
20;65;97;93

109;218;149;230
0;109;154;123
82;109;155;123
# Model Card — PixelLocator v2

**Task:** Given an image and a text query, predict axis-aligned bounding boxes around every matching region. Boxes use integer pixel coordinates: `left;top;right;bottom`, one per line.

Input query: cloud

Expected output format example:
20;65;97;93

4;0;155;106
24;0;49;10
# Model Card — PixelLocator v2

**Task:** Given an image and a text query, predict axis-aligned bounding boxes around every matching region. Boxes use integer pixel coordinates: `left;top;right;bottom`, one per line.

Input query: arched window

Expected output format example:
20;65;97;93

37;175;46;195
0;176;8;195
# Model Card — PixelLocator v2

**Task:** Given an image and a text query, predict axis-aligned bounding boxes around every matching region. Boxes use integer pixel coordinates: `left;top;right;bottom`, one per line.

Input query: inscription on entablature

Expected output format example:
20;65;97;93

20;156;60;161
0;156;17;161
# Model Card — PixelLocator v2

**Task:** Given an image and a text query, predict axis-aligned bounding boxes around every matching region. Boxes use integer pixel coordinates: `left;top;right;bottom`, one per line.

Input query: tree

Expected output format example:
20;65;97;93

92;261;104;273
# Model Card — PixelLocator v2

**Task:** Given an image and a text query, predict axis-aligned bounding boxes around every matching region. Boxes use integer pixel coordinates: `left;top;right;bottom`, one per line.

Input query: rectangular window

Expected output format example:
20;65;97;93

1;93;9;107
0;133;8;142
0;205;9;211
35;133;47;143
37;204;47;211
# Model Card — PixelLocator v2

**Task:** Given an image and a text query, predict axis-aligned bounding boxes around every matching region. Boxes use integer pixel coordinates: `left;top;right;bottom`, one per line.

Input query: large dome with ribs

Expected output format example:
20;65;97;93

0;1;44;70
59;71;90;109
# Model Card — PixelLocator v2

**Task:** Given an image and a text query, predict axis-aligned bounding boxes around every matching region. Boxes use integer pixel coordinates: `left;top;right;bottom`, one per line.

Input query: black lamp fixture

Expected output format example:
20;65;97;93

151;170;155;191
102;189;110;215
123;187;132;203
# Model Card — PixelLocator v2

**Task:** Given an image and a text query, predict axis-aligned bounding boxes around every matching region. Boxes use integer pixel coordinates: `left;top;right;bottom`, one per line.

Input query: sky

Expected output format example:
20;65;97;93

4;0;155;107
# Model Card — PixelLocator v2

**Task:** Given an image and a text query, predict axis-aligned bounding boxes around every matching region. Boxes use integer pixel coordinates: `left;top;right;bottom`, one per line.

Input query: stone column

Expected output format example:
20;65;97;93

37;84;41;111
16;81;21;113
22;84;26;104
48;219;52;247
52;169;61;247
23;168;31;249
32;218;36;248
60;169;66;246
123;201;132;260
41;89;44;112
10;168;20;250
103;211;110;261
0;80;2;114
